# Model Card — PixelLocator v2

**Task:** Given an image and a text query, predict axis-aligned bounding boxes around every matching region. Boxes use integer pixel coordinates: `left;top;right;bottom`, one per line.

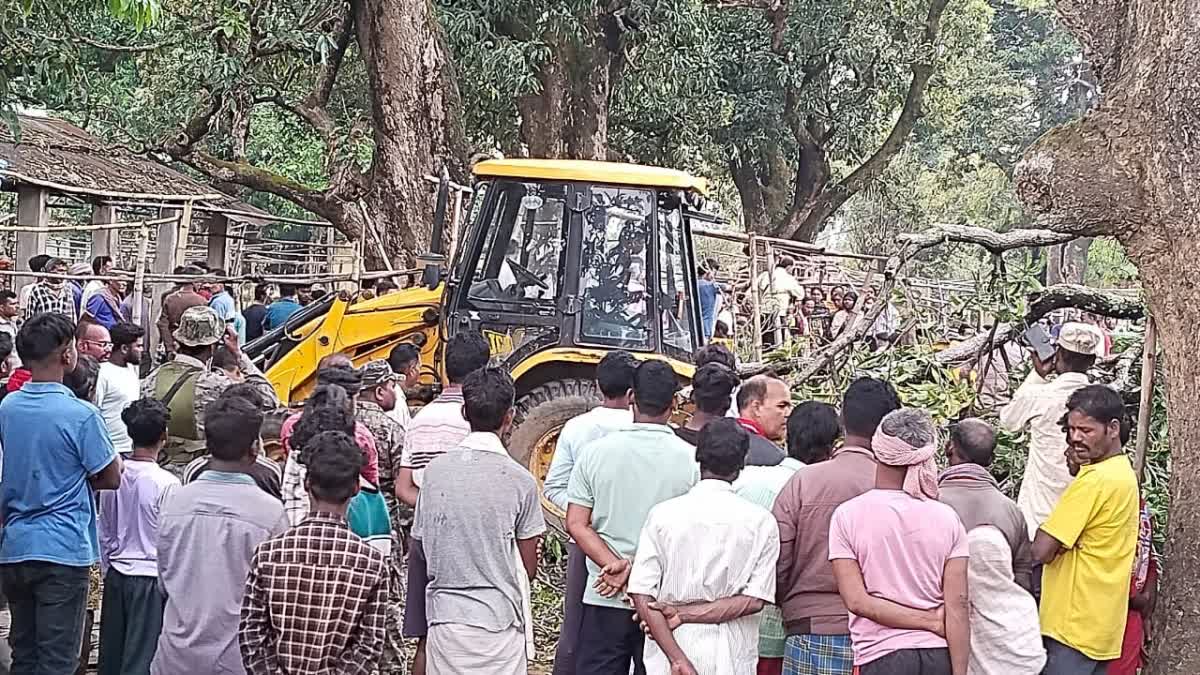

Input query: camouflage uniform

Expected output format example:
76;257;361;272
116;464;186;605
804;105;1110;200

141;306;279;477
356;360;410;675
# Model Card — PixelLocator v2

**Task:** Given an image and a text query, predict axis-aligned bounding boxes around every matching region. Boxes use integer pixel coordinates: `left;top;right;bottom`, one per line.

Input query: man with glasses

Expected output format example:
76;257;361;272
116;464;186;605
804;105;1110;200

76;322;112;362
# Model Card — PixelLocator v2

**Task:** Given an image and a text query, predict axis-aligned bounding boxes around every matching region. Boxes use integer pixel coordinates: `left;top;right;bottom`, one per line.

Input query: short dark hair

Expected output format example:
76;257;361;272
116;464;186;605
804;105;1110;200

210;268;226;277
28;254;51;273
633;360;679;417
303;431;364;503
776;255;794;269
173;266;186;275
842;291;859;303
787;401;841;463
316;364;363;395
1058;348;1096;374
596;350;638;399
122;397;170;448
0;332;12;364
445;331;490;384
0;290;17;303
110;322;144;349
292;385;356;459
376;278;398;293
223;382;265;408
692;362;739;415
842;377;901;437
91;255;113;275
64;354;99;401
204;394;264;461
278;283;298;297
43;257;66;273
212;346;239;372
388;343;421;374
696;418;750;476
694;343;736;370
254;283;270;302
17;312;75;364
1064;384;1125;432
949;418;997;466
462;367;515;433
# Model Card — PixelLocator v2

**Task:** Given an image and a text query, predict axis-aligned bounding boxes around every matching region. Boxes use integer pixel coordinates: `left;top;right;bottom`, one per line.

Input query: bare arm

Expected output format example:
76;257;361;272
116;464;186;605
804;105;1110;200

566;503;629;598
674;596;765;625
517;537;540;581
1031;528;1065;564
631;593;697;675
943;557;970;675
1012;531;1035;593
395;467;419;507
89;455;123;491
831;559;943;635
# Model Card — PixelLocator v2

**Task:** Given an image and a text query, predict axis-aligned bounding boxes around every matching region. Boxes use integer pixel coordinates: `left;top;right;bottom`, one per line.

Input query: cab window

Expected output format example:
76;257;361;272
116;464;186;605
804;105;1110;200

657;198;695;353
578;186;654;350
469;181;566;303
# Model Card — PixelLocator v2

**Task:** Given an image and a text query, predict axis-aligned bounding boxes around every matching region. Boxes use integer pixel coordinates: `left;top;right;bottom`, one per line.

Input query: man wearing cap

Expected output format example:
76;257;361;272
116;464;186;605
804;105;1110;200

156;265;208;359
142;306;279;476
1000;321;1104;544
355;360;409;675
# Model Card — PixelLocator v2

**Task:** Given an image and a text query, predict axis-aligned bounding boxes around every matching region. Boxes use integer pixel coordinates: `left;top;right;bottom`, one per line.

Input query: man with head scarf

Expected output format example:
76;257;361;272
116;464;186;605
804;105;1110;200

828;408;970;675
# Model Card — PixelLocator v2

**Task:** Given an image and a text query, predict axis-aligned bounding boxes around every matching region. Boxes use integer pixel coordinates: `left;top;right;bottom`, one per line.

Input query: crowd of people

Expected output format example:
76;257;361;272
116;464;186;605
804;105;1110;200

0;248;1156;675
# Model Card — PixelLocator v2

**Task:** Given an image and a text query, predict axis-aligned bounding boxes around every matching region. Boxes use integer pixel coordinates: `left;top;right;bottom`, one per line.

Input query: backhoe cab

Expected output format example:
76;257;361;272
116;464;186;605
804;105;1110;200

249;159;708;524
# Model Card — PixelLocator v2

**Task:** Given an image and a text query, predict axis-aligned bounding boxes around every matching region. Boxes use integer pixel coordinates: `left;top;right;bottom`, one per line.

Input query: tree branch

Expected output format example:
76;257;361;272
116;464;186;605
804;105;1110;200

899;223;1077;255
1025;284;1144;322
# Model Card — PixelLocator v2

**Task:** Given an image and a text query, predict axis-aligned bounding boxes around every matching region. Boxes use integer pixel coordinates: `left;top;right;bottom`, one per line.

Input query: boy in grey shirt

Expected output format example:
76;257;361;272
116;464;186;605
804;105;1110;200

414;367;545;675
153;393;287;675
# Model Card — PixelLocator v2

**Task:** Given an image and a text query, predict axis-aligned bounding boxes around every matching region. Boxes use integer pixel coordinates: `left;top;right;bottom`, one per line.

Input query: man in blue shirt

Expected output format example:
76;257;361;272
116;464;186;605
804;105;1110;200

0;312;122;674
697;262;722;341
207;270;246;343
263;283;302;332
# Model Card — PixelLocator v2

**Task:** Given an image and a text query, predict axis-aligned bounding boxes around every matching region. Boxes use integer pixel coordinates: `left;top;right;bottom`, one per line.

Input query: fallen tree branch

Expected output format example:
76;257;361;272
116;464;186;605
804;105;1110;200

1025;283;1144;321
901;224;1077;255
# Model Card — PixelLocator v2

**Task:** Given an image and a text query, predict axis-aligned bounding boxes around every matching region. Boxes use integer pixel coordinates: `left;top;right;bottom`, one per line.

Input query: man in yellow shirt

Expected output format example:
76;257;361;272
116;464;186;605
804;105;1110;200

1032;384;1139;675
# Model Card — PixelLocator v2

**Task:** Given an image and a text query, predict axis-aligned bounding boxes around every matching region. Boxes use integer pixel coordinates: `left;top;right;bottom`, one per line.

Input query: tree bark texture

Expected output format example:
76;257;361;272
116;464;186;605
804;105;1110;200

1044;237;1092;285
354;0;467;265
1015;1;1200;670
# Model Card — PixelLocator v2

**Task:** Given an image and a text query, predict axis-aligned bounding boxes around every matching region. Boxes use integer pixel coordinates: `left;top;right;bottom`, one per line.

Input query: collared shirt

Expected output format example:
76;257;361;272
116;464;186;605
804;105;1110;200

98;458;179;577
183;454;283;500
543;405;632;512
999;370;1090;538
0;381;116;566
239;512;389;675
735;418;787;466
385;387;412;430
629;480;779;674
567;423;699;610
153;471;289;675
734;457;805;658
25;282;76;321
85;290;126;330
415;432;545;631
400;387;470;487
156;288;207;354
209;291;245;344
1040;454;1138;660
96;361;141;454
263;298;302;332
81;279;104;311
280;415;379;526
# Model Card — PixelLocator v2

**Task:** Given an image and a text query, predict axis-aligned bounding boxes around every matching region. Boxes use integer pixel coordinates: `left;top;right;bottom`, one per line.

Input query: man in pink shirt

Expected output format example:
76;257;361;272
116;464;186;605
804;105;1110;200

829;408;970;675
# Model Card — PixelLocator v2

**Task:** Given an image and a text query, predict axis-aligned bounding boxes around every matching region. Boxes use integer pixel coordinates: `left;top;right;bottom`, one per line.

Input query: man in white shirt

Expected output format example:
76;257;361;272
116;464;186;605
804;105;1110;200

95;323;145;454
630;418;779;675
386;343;421;431
1000;321;1104;541
755;257;804;350
544;350;636;675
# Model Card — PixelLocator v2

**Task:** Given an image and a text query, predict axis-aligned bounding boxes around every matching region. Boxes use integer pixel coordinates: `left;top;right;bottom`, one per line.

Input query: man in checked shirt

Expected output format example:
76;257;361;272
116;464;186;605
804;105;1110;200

239;430;390;675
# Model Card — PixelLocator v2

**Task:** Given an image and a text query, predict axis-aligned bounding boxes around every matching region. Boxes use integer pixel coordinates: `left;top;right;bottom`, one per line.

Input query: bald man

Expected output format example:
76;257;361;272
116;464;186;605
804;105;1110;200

77;322;112;361
938;418;1034;592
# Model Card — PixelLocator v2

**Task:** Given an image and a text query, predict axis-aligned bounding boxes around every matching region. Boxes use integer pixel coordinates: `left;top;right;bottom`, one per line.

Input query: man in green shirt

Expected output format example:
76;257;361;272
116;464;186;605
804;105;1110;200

566;360;699;675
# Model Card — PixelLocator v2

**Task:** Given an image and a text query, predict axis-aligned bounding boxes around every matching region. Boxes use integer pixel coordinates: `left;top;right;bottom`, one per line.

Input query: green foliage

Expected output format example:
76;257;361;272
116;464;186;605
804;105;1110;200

1086;238;1138;288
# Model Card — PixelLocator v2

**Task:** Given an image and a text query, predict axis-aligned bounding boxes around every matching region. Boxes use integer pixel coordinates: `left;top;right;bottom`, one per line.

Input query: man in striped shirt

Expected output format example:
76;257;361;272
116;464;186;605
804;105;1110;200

630;418;779;675
396;330;490;675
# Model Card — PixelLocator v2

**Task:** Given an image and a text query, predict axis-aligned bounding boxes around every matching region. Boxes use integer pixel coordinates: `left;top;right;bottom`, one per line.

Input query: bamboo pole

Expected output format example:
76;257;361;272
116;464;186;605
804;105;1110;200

749;234;763;363
1134;317;1158;484
0;170;223;202
131;226;149;324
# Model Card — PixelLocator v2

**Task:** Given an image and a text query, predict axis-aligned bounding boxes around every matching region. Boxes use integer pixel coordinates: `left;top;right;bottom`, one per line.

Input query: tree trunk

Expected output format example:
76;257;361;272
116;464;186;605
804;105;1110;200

1014;0;1200;670
1045;237;1093;285
354;0;467;265
518;55;568;158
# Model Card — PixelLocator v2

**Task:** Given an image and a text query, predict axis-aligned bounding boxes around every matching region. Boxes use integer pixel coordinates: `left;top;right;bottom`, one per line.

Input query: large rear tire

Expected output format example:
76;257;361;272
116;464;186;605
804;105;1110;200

507;378;600;536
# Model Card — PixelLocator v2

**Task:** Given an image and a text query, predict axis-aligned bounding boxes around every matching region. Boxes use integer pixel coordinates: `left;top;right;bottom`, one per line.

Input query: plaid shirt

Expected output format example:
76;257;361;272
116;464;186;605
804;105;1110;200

239;512;389;675
25;282;75;321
